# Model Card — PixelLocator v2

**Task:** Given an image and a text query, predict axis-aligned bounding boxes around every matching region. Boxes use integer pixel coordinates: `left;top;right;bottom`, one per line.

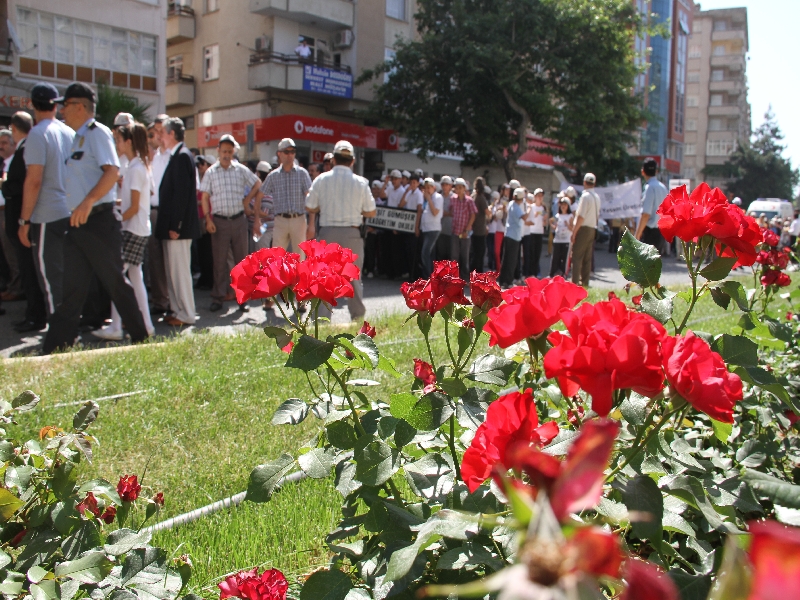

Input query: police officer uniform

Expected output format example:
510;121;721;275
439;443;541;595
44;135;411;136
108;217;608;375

43;82;147;354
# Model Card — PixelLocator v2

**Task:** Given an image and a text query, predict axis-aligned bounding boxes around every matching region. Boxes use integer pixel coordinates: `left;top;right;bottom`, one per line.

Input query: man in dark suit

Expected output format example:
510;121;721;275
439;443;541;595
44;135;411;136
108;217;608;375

3;111;46;332
157;117;200;326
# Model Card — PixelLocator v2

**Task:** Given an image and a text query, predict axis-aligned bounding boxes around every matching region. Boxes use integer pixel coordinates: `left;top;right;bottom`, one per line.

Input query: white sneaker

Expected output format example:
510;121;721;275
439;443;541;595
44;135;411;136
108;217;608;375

93;327;124;341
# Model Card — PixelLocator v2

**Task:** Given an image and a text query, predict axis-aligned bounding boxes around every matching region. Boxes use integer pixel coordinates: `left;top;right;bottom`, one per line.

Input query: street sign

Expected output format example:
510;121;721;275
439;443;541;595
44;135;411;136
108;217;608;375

365;206;418;233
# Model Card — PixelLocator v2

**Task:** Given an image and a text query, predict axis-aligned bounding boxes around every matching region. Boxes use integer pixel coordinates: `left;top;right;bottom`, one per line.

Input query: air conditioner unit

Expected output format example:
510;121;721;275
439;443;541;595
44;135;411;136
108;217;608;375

255;35;271;52
333;29;353;49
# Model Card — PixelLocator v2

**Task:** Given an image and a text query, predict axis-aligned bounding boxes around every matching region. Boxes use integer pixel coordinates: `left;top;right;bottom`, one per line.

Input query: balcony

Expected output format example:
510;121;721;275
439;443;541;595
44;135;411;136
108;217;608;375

711;29;746;42
248;51;352;95
165;74;195;107
709;79;744;93
708;104;741;117
711;54;745;70
249;0;354;30
166;4;195;45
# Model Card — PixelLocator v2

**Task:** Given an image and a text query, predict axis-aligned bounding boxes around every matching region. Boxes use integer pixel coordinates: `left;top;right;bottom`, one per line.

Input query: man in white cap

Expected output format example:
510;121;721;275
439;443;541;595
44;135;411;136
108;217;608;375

436;175;455;265
571;173;601;287
306;140;376;321
322;153;333;173
199;133;260;312
245;137;311;257
401;170;411;188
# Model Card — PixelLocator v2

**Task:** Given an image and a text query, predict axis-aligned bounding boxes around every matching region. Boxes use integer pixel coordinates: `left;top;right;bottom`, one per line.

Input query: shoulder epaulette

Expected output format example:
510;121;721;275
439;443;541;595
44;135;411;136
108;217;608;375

87;120;97;130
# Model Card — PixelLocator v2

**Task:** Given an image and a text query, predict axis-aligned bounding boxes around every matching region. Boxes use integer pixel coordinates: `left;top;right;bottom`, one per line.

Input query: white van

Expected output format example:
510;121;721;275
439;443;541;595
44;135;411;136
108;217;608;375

746;199;795;222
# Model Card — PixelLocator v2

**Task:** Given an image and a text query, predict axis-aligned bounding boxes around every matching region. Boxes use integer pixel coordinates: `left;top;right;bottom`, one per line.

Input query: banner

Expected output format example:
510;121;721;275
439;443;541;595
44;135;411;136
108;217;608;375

302;65;353;98
560;179;643;220
365;206;418;233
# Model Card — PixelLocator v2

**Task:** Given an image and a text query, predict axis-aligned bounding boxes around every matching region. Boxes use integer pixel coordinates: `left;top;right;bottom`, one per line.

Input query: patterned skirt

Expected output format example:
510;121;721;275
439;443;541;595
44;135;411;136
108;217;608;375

121;230;149;265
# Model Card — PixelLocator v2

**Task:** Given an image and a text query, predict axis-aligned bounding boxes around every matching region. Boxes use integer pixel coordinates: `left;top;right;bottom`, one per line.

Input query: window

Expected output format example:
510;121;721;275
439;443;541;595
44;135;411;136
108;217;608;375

707;138;736;156
383;47;396;83
183;115;195;130
710;94;724;106
685;143;696;156
688;72;700;83
206;0;220;12
712;44;726;56
673;24;688;134
713;20;728;31
168;55;183;80
709;118;724;131
687;96;698;107
686;119;697;131
689;45;701;59
711;69;724;81
684;167;696;180
204;44;219;81
386;0;406;20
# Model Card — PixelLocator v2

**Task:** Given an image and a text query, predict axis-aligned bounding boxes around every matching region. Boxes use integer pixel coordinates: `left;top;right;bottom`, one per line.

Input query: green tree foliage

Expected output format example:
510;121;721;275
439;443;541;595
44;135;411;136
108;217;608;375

357;0;647;183
94;82;151;129
707;109;799;206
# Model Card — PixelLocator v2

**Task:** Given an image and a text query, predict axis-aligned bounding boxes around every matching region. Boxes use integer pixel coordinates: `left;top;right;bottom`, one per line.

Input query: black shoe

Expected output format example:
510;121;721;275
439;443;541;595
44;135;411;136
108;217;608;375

14;320;45;333
209;302;223;312
12;318;27;327
239;303;249;312
150;306;168;316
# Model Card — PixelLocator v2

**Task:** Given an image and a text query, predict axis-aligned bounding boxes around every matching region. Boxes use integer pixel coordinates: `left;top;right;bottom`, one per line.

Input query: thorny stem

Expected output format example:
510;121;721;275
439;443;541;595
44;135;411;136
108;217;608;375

449;414;462;481
326;364;366;437
423;331;437;371
526;337;539;376
676;242;699;334
454;324;482;377
443;315;457;367
606;404;683;480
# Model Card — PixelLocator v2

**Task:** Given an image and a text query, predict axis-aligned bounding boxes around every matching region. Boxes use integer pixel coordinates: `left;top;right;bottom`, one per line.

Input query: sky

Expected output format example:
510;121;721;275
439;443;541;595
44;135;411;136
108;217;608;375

695;0;799;171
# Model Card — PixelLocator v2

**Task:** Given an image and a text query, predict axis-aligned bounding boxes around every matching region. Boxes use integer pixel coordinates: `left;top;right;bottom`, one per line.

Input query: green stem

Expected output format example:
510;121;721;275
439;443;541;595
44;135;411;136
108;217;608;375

454;327;482;376
326;364;366;437
305;371;320;399
443;314;457;367
274;296;296;332
606;405;683;481
676;243;699;334
314;300;320;339
448;414;462;481
525;337;539;377
385;477;404;506
423;331;437;371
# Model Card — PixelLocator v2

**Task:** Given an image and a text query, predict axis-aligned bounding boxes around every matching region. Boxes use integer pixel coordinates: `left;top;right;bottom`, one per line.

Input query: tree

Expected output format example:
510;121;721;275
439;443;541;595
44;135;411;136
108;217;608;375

709;109;799;206
95;82;152;129
357;0;647;183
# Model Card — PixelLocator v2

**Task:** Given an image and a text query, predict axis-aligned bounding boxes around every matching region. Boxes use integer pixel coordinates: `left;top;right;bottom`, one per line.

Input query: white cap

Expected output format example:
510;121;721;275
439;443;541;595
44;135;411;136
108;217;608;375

113;112;134;127
203;155;216;165
513;187;526;199
277;138;296;151
491;191;500;199
440;175;453;185
323;152;334;161
509;179;521;189
454;177;467;187
390;169;402;178
423;177;435;186
583;173;596;184
333;140;354;156
414;168;424;176
401;170;411;178
732;197;742;205
533;188;544;195
565;186;577;198
256;161;271;173
527;193;535;201
372;180;383;188
219;134;237;146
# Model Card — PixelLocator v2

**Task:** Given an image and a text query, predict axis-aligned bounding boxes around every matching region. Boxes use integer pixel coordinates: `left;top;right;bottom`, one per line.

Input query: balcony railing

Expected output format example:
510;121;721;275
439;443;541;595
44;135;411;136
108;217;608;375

167;3;195;17
248;50;351;74
166;72;195;84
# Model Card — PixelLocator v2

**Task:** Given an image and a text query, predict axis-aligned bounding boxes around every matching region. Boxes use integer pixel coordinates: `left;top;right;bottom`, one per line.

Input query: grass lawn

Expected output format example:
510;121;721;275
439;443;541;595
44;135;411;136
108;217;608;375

0;273;795;597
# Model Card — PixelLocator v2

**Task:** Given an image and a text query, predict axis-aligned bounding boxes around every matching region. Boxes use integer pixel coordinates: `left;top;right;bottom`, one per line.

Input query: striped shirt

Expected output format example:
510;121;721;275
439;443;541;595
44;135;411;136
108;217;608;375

199;161;259;217
305;166;376;227
259;164;312;215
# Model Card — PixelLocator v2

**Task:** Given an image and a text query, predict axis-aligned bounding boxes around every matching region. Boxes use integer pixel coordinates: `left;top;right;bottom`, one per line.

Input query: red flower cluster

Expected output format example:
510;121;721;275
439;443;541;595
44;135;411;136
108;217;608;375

762;270;791;287
747;521;800;600
153;492;165;506
413;359;437;395
76;492;116;524
117;474;141;502
758;244;792;288
662;331;743;423
483;277;588;348
757;248;791;270
544;298;667;416
358;321;376;337
218;568;288;600
657;184;762;266
762;228;780;247
230;247;300;304
461;389;558;493
470;271;503;310
293;240;360;306
400;261;469;315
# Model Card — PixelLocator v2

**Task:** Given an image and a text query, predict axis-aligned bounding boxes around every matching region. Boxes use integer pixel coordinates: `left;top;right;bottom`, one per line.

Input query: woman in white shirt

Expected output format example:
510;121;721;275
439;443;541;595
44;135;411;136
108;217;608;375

549;198;573;277
525;189;547;277
418;177;443;277
488;190;507;272
95;123;155;340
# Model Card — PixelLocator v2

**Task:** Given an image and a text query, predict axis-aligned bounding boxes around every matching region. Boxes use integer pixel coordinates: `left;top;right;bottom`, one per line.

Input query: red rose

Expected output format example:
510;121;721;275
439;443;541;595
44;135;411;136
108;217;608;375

662;331;742;424
632;294;642;305
76;492;101;518
569;527;625;579
543;298;667;416
100;506;116;524
461;389;558;493
715;205;763;267
483;277;588;348
608;291;618;300
281;341;294;354
230;248;300;304
747;521;800;600
218;567;288;600
763;228;780;247
413;359;437;394
400;278;432;312
470;271;503;310
461;319;475;328
117;475;141;503
621;560;679;600
294;241;360;306
788;312;794;321
429;261;470;313
358;321;376;338
508;419;619;522
762;270;791;287
153;492;165;506
756;249;789;270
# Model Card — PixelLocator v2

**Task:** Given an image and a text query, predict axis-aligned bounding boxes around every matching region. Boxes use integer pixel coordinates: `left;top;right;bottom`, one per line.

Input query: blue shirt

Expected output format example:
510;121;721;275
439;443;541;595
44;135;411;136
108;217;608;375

506;200;526;242
24;118;74;224
64;118;120;211
641;176;668;229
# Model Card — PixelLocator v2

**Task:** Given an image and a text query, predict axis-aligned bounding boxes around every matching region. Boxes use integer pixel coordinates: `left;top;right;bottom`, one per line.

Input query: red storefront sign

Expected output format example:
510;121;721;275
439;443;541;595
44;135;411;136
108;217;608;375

197;114;399;150
517;135;566;168
0;96;34;109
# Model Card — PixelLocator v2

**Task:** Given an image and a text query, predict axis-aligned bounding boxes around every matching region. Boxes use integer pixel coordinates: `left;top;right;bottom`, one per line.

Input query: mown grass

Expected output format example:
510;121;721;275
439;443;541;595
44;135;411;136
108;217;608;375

0;271;796;596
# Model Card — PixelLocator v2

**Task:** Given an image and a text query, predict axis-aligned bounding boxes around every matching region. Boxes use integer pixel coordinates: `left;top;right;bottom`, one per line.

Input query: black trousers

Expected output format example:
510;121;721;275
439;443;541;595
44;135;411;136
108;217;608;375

642;227;665;254
44;208;147;354
499;238;521;286
609;227;622;253
549;242;570;277
470;234;487;273
363;231;378;275
10;235;46;324
523;233;543;277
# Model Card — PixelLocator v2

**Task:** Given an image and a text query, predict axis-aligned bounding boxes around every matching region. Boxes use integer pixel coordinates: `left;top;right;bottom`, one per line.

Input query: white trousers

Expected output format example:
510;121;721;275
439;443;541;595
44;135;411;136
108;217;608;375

163;239;196;324
107;263;156;335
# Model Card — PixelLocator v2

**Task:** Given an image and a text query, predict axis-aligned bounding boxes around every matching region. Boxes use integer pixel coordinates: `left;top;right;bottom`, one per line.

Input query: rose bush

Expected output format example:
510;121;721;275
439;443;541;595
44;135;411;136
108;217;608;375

231;183;800;600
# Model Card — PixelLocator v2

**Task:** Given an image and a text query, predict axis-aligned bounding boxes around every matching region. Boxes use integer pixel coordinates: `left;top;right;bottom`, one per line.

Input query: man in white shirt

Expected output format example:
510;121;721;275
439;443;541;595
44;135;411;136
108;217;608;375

295;39;312;62
571;173;601;287
384;169;412;278
419;177;443;277
147;114;171;314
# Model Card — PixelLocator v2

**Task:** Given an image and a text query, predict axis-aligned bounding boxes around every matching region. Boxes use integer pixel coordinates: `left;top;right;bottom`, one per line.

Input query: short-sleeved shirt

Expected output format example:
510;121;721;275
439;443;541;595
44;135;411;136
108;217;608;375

199;161;259;217
24;118;74;224
420;192;443;232
259;165;312;215
64;118;119;212
506;200;526;242
641;176;668;228
305;165;375;227
553;213;572;244
576;189;600;229
487;200;507;234
472;191;489;236
528;204;546;234
402;187;423;211
120;156;152;237
451;195;478;236
385;183;407;208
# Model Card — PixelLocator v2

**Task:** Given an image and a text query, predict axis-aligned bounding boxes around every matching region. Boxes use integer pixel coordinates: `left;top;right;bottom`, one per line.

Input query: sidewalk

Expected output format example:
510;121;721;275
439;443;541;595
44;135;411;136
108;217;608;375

0;243;691;358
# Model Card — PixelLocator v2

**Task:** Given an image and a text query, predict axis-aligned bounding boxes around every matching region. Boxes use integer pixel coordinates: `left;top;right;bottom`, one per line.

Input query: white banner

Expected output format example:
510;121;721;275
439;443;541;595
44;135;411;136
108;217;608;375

365;206;418;233
560;179;643;220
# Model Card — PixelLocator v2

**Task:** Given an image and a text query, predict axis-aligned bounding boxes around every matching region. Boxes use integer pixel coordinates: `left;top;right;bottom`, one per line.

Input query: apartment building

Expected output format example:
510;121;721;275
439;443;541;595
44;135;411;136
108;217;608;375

0;0;167;124
683;4;750;189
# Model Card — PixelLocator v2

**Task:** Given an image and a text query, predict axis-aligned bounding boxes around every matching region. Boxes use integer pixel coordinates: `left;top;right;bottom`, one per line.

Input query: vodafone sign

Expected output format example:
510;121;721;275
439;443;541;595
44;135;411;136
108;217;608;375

198;114;399;150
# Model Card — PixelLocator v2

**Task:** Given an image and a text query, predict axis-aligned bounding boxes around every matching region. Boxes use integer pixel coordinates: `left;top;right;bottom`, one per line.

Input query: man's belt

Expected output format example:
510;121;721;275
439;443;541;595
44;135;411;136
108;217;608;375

213;211;244;220
278;212;304;218
89;202;114;217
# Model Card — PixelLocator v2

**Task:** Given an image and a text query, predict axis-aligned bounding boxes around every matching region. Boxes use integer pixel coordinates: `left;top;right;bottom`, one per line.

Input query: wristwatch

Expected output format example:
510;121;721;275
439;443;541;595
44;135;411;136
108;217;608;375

18;218;30;226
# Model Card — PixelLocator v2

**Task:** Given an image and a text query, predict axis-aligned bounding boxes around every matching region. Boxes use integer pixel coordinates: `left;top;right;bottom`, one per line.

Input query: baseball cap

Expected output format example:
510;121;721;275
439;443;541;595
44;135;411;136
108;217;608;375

402;170;411;178
414;169;424;176
204;155;217;164
323;152;334;161
423;177;435;186
565;186;577;198
30;83;59;107
219;134;237;146
390;169;402;178
333;140;354;157
54;82;96;104
583;173;596;184
372;180;383;188
454;177;467;187
491;191;500;199
256;161;271;173
440;175;453;185
113;112;134;127
513;188;526;199
509;179;521;189
533;188;544;195
277;138;296;151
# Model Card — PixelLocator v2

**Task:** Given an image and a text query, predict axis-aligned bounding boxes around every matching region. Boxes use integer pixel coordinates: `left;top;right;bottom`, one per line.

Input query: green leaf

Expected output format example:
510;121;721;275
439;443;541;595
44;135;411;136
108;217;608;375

5;465;34;492
404;453;455;500
417;312;432;335
54;550;114;584
285;335;335;371
719;280;750;311
393;420;416;448
699;256;738;281
27;566;48;584
389;393;417;420
352;334;380;368
743;469;800;509
0;488;23;522
0;549;10;570
61;521;101;560
436;542;503;571
457;387;496;430
327;421;358;450
457;326;474;360
299;448;337;479
104;528;153;556
663;475;739;533
120;546;166;585
618;475;663;541
299;569;353;600
617;230;662;287
72;401;99;432
710;286;732;310
12;390;40;412
438;377;468;398
271;398;309;425
766;318;794;342
377;355;402;378
77;478;122;505
712;419;733;444
712;334;758;366
354;438;398;487
668;571;712;600
264;325;292;350
0;440;14;462
735;439;766;468
640;291;674;324
246;453;295;502
467;354;517;386
404;393;454;431
30;581;59;600
620;394;649;426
